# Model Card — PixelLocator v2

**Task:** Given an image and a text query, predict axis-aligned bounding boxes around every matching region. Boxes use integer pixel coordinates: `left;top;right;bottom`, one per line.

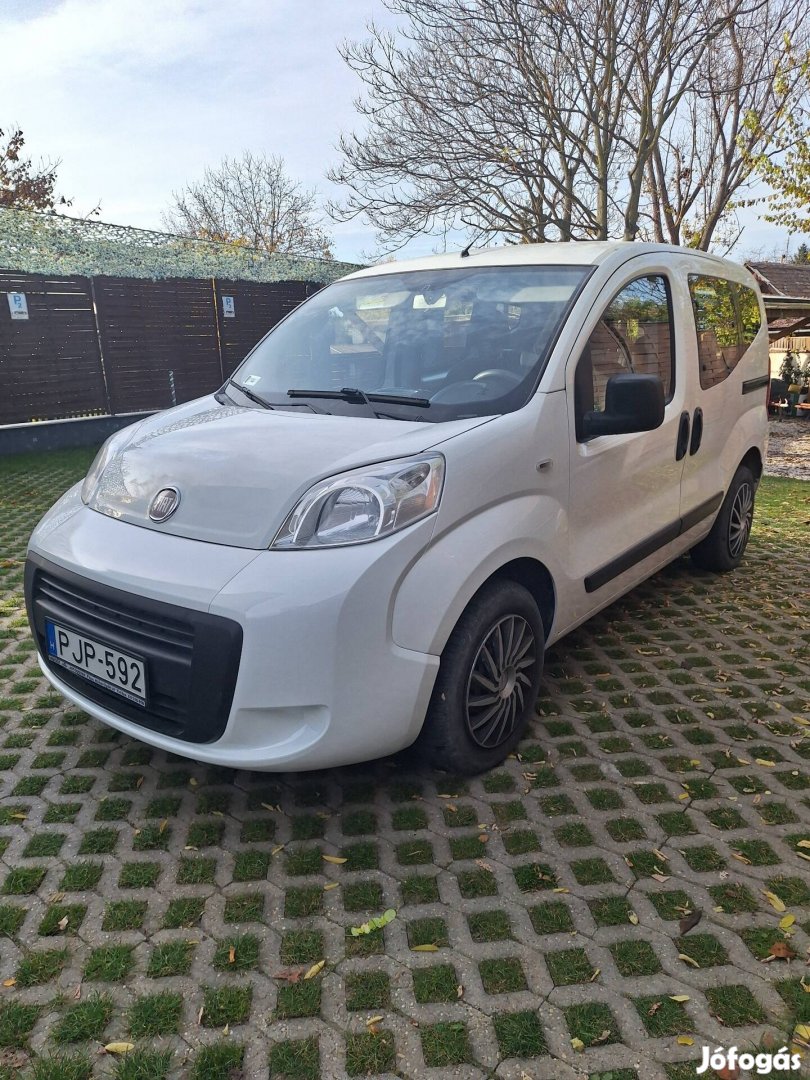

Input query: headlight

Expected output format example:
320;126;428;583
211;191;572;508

80;434;120;504
80;421;145;504
272;454;445;549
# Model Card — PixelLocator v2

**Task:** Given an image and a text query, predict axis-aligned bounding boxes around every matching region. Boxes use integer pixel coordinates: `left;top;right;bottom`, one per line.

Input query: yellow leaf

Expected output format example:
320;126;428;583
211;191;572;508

304;960;325;980
755;758;776;767
689;759;701;766
189;777;198;786
222;1023;229;1036
571;1037;585;1052
794;1024;810;1041
322;855;347;865
411;944;439;952
764;890;787;912
589;968;600;982
552;887;570;893
781;914;796;930
228;946;236;964
2;978;15;988
678;953;700;968
678;792;689;800
669;995;690;1002
800;978;810;994
271;845;285;855
104;1043;135;1055
57;916;69;931
159;819;168;834
676;1035;694;1046
323;882;339;891
9;813;26;821
796;840;810;849
628;912;639;925
366;1015;384;1026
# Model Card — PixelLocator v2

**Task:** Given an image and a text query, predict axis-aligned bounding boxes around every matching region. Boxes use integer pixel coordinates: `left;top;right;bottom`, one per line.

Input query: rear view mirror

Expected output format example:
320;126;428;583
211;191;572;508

582;373;665;439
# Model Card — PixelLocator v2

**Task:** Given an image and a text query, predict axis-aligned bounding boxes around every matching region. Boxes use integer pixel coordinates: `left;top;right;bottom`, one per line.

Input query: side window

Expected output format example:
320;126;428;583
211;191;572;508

734;283;762;346
575;275;673;437
688;275;760;389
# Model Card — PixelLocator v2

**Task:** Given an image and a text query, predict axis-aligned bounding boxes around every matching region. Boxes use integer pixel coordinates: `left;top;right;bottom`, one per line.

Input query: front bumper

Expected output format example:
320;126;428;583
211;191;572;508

26;488;440;771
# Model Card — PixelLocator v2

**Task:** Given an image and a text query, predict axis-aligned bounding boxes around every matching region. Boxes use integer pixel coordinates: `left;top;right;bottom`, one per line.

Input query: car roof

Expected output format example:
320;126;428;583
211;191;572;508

342;240;743;280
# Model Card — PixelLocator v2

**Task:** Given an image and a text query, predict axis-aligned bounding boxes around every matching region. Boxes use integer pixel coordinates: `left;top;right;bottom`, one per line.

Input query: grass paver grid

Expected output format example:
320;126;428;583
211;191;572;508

0;449;808;1076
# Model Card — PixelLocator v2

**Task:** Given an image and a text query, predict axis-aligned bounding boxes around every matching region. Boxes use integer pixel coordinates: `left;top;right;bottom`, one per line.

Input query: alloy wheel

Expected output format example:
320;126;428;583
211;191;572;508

465;614;536;749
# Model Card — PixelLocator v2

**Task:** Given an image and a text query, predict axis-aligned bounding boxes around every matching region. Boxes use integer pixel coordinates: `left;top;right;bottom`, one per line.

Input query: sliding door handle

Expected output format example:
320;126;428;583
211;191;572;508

689;407;704;455
675;411;690;461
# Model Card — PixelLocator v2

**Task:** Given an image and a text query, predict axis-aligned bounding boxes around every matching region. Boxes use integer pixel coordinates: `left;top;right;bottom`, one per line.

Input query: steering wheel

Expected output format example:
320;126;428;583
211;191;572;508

472;368;523;392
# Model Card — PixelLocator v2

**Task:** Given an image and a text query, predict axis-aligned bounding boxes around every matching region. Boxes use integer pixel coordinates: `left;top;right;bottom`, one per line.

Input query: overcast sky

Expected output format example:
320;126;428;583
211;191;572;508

0;0;794;264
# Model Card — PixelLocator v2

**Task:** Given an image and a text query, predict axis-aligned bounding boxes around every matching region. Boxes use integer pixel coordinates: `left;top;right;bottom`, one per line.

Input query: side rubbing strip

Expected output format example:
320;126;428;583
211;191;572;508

742;375;769;395
680;492;723;534
584;492;724;594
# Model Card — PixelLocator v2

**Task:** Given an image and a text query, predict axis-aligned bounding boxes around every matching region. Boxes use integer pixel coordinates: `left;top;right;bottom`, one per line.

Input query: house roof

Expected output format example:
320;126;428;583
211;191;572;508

746;261;810;299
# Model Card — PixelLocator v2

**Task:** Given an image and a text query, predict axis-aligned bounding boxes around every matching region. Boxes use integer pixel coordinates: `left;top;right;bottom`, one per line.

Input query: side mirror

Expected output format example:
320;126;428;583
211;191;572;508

582;373;665;439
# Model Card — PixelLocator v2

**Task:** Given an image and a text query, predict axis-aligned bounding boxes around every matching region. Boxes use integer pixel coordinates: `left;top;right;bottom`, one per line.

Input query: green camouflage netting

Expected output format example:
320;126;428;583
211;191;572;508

0;207;360;284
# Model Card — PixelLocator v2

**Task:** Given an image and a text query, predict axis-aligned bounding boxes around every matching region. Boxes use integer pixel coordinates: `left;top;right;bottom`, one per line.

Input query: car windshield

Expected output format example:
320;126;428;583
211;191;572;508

231;265;589;422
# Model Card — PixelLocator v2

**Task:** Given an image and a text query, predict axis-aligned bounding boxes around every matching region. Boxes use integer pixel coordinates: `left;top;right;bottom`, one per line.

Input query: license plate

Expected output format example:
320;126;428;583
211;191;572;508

46;620;147;707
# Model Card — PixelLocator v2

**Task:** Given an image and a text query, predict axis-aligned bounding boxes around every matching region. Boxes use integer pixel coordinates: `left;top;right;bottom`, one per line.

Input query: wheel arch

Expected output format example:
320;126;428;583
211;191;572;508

467;557;556;642
739;446;763;483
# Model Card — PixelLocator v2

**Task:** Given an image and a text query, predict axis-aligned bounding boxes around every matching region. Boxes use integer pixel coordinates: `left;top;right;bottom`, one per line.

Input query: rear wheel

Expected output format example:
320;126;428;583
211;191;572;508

419;580;544;774
690;465;756;572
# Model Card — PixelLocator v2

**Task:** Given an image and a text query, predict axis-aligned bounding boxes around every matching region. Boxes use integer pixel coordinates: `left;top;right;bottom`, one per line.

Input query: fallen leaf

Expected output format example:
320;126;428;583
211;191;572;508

57;916;69;931
73;983;82;1000
271;845;285;855
273;969;302;984
797;840;810;849
104;1043;135;1055
412;943;439;952
653;849;669;861
652;873;670;883
158;819;168;834
456;985;463;998
769;941;796;960
304;960;325;980
366;1015;384;1027
678;910;702;936
228;945;236;964
648;1001;662;1015
764;890;787;912
323;882;339;892
197;1006;204;1024
628;912;639;925
678;953;700;968
222;1023;229;1036
794;1023;810;1042
189;777;198;787
478;834;489;843
669;995;690;1002
676;1035;694;1046
322;855;347;865
350;909;396;936
731;851;752;865
570;1037;585;1052
589;968;600;982
592;1028;611;1044
781;914;796;930
552;887;570;893
2;978;15;988
755;758;776;767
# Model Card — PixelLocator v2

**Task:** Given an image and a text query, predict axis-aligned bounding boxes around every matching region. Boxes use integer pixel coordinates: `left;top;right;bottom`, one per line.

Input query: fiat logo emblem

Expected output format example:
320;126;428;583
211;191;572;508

149;487;181;522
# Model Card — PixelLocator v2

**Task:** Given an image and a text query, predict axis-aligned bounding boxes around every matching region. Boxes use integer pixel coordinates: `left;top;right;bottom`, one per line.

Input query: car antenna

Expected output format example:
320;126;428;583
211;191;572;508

460;241;474;258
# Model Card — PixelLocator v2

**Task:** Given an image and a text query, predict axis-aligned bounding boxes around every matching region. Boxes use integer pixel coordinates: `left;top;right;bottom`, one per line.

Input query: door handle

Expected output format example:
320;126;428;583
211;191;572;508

689;407;704;455
675;411;690;461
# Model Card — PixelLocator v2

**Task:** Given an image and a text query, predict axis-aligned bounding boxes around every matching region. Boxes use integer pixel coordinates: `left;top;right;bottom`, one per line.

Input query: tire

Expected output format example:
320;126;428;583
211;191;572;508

418;580;545;775
690;465;756;572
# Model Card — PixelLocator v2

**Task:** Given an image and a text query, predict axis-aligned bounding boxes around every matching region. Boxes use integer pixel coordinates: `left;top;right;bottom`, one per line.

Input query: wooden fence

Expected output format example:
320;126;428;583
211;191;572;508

0;272;317;426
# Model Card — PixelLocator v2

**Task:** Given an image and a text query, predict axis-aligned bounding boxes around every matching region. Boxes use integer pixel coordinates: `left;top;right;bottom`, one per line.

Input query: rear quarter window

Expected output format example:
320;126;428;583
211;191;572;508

688;275;763;390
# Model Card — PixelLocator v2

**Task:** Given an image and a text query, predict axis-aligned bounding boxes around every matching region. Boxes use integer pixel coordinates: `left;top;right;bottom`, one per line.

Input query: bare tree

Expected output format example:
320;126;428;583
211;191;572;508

328;0;809;252
164;153;333;259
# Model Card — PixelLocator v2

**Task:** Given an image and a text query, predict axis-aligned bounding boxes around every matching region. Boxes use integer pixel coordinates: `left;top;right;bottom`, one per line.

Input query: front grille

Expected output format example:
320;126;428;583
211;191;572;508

25;554;242;743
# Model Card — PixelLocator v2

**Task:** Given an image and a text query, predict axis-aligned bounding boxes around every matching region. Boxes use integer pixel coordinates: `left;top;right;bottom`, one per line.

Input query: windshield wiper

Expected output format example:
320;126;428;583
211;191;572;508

287;387;430;408
229;379;274;410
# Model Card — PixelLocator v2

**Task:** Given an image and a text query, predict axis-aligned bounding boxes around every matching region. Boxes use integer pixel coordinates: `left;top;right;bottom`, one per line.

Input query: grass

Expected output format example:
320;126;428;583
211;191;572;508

493;1010;548;1058
564;1003;619;1047
610;940;661;977
0;1000;40;1047
147;940;195;978
103;900;147;931
269;1037;320;1080
16;948;69;987
420;1022;472;1067
345;971;391;1010
115;1049;173;1080
407;917;448;949
30;1054;93;1080
275;980;321;1019
52;993;114;1043
545;947;595;985
224;893;265;922
128;991;183;1037
213;933;260;971
399;875;438;906
61;862;104;891
83;945;135;981
280;929;323;964
412;964;458;1003
163;897;205;928
345;1031;395;1076
118;862;161;889
468;909;513;941
201;985;252;1026
635;995;691;1037
479;956;527;993
705;984;766;1026
191;1041;244;1080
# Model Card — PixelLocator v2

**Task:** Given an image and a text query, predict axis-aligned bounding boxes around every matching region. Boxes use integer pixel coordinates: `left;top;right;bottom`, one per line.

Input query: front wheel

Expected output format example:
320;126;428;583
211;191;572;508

418;580;545;775
690;465;756;572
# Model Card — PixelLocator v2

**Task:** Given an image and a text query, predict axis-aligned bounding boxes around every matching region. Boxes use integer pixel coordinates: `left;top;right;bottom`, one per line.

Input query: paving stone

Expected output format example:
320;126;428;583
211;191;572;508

0;451;808;1075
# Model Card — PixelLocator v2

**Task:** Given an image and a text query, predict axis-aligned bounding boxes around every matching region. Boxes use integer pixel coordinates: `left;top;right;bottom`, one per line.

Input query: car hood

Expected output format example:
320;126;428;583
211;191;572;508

88;395;492;549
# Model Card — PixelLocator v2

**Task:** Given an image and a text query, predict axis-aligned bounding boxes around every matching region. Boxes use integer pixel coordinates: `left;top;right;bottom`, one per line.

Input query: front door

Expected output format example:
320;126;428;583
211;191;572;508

566;262;687;624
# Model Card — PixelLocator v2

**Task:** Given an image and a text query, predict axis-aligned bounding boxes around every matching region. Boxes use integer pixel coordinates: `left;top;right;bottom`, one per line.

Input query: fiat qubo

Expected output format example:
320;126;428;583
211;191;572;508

26;242;769;774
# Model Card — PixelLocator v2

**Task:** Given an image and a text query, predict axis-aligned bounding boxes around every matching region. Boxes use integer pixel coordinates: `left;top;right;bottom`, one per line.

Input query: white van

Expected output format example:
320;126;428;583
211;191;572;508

25;242;769;775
